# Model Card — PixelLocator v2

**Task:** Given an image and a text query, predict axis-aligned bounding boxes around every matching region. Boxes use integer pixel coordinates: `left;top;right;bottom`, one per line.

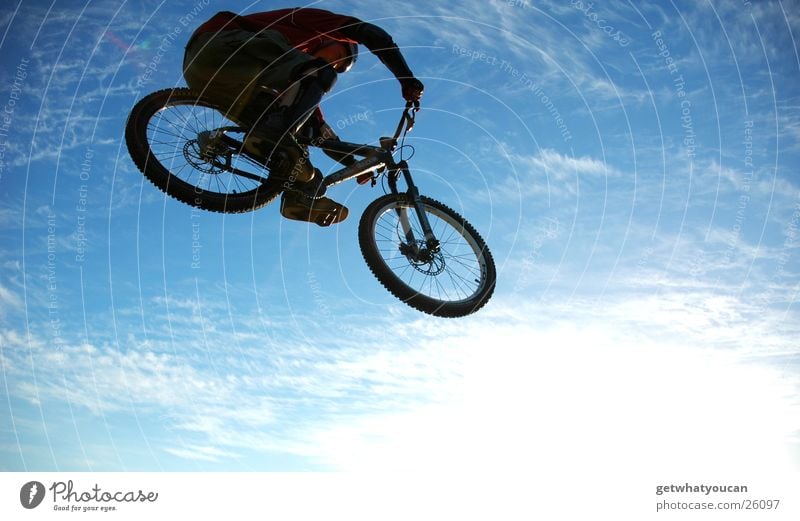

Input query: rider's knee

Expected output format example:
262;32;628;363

314;63;338;92
293;59;338;93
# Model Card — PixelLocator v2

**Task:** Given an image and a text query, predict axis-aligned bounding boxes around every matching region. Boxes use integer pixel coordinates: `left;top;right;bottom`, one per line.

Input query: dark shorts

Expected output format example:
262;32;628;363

183;29;312;122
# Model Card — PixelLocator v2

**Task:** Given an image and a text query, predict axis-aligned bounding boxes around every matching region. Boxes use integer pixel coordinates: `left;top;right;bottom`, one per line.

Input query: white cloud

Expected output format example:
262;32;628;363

531;148;624;179
0;283;22;316
162;444;238;463
490;146;625;203
4;285;797;473
296;316;799;475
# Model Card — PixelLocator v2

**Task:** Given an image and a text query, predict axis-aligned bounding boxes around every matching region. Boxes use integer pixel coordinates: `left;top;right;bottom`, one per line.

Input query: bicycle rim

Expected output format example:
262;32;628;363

360;194;495;317
144;97;266;196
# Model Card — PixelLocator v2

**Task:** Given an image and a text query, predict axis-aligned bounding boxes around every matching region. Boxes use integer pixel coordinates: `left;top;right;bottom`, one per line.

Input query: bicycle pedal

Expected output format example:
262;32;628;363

314;205;348;227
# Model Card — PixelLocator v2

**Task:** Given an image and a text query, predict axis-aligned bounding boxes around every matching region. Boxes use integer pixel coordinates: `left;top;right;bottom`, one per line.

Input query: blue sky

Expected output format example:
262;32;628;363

0;0;798;482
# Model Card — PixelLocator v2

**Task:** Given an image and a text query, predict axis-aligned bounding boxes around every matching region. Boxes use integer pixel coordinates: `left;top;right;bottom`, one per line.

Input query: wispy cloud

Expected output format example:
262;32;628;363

3;278;798;470
0;283;22;316
1;289;475;467
162;444;238;463
489;146;625;203
281;303;799;472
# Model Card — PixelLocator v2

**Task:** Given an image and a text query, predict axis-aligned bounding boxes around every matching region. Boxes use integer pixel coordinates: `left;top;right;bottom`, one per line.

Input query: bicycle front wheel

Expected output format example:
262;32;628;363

359;194;496;318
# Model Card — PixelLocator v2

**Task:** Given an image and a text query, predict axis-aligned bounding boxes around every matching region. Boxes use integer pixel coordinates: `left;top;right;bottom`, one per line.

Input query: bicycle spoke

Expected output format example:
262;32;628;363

143;99;271;197
369;200;489;304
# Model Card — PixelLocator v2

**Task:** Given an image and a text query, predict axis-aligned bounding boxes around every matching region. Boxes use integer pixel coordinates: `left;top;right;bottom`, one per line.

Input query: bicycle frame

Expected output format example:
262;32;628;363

302;138;390;189
295;104;439;254
295;103;416;188
222;103;438;254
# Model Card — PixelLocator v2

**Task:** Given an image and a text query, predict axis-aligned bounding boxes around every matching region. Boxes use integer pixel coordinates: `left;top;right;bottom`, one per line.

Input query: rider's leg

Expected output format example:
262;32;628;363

243;59;338;183
183;29;320;181
183;29;311;124
270;61;350;226
183;30;348;225
284;60;338;134
246;59;337;145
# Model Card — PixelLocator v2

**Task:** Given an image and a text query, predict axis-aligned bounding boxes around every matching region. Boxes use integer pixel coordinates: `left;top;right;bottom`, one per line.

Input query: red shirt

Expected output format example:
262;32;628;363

191;8;360;53
189;8;415;82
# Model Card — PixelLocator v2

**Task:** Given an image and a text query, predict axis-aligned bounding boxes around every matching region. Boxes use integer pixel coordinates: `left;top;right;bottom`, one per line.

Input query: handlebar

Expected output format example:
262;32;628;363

392;101;419;140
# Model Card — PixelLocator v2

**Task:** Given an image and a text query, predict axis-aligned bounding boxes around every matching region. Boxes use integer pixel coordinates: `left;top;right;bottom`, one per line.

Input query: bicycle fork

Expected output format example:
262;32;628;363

388;161;441;262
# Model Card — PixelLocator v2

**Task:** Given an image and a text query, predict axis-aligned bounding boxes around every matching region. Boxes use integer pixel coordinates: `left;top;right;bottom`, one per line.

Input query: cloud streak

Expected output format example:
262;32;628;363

2;274;798;470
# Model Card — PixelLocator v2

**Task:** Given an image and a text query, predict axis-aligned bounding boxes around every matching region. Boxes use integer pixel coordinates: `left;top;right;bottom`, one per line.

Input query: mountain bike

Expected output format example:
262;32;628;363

125;89;496;317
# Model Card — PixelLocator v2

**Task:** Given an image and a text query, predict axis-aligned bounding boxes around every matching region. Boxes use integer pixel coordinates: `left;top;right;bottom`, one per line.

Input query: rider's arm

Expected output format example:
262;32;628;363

343;23;414;79
287;8;424;102
288;9;413;78
340;22;424;103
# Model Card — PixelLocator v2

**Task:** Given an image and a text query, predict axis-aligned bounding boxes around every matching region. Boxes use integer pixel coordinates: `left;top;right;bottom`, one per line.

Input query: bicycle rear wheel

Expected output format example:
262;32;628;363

125;88;282;213
359;194;496;318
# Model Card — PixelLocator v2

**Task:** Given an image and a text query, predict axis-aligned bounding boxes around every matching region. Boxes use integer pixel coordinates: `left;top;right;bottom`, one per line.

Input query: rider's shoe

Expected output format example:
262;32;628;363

280;189;349;227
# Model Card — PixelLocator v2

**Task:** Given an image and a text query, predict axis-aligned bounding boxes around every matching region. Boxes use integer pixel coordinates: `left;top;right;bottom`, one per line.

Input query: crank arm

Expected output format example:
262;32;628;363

207;158;270;184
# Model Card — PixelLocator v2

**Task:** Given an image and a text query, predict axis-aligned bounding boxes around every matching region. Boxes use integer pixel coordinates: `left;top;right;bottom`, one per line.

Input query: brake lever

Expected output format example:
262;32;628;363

404;101;417;133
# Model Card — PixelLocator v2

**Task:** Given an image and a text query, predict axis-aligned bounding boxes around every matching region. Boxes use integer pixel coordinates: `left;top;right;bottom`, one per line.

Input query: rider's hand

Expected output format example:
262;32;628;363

400;77;424;107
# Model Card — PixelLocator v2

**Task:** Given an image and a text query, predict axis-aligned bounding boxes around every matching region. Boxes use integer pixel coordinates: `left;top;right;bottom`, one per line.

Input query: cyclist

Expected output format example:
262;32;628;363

183;8;425;225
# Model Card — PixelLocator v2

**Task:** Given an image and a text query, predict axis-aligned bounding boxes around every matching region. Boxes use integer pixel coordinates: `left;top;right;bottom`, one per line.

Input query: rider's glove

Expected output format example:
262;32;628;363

400;77;424;107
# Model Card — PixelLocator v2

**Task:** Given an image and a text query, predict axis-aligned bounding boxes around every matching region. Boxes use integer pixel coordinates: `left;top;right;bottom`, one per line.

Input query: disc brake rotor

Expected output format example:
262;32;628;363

402;239;446;275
